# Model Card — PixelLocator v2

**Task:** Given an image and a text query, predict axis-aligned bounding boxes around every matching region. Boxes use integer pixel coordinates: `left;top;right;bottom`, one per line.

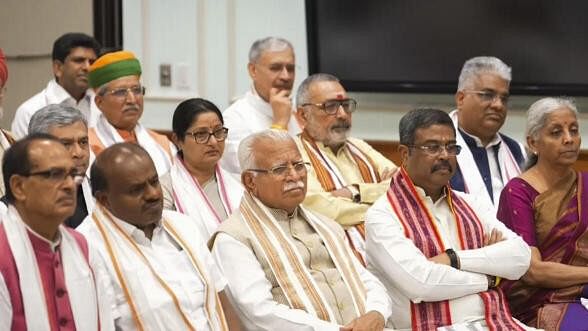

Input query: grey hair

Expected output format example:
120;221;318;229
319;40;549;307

457;56;512;91
399;108;455;146
238;129;294;171
28;104;87;134
248;37;293;63
525;97;578;169
295;73;340;107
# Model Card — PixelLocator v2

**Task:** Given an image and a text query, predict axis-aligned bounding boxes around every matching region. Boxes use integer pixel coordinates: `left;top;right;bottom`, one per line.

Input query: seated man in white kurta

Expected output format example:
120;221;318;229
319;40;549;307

77;143;241;330
365;108;534;331
211;130;392;331
221;36;300;175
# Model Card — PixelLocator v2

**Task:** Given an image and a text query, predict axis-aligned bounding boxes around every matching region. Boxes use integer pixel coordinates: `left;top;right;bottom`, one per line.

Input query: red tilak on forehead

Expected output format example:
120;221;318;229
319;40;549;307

336;94;344;99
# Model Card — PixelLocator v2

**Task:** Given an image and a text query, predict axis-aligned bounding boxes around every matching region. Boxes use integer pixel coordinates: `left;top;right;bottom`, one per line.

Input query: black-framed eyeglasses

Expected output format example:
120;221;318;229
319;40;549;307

185;127;229;144
104;86;146;99
408;143;462;156
24;167;79;182
248;161;310;177
464;90;509;105
301;98;358;115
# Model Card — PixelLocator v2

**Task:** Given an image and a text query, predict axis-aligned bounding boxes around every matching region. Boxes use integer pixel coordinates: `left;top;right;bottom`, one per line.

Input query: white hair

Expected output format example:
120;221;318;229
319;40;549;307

238;129;294;171
457;56;512;91
248;37;293;63
295;73;339;107
526;97;578;140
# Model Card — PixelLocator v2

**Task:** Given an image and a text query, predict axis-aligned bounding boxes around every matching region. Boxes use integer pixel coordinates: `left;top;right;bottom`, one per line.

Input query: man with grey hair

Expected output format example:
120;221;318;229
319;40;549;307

211;129;393;331
221;36;300;175
28;104;94;227
294;73;396;264
450;56;525;211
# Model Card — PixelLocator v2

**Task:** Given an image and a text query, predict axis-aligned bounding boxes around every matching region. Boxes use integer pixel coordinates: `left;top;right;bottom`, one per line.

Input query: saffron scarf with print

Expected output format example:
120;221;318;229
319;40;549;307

90;205;229;331
238;192;366;322
386;168;523;331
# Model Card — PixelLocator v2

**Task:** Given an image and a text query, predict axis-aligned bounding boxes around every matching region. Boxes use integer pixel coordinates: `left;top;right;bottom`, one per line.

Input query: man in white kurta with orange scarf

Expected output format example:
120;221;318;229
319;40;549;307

365;108;534;331
77;143;240;331
211;130;392;331
0;134;113;330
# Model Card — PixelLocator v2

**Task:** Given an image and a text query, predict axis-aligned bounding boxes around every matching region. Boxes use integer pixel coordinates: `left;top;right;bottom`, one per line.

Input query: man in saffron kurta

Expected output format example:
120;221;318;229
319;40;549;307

365;108;533;330
211;130;392;331
294;74;396;263
77;143;240;331
87;51;175;176
0;134;113;331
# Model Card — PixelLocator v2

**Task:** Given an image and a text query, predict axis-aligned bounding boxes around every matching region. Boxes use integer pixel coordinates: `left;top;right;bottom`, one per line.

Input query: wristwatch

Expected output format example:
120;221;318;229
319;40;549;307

347;185;361;203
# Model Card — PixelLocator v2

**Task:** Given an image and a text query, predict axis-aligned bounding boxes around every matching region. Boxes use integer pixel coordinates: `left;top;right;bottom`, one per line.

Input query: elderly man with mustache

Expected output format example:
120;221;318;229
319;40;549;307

87;51;175;176
293;73;396;264
210;129;393;331
449;56;526;212
365;108;534;331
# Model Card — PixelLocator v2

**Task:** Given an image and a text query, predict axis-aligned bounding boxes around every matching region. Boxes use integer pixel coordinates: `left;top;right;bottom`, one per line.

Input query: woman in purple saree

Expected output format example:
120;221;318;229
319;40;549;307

497;97;588;330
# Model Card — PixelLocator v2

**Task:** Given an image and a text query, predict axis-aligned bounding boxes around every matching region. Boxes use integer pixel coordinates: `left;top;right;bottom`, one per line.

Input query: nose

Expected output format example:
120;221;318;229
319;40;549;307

278;66;293;80
125;89;137;103
563;130;574;144
437;146;450;159
144;182;161;200
70;142;83;158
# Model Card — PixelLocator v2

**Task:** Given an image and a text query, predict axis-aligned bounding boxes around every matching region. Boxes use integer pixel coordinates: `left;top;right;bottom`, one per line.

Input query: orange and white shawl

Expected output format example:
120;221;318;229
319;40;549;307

88;205;228;331
238;192;366;322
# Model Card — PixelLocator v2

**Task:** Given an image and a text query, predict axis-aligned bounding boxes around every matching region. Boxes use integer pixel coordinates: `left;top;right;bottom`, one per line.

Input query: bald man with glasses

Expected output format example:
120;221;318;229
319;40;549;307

293;73;396;264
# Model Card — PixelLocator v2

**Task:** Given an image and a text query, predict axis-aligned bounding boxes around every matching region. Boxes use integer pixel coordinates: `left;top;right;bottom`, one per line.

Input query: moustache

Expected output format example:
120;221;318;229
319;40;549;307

330;121;351;130
283;180;305;192
431;160;453;173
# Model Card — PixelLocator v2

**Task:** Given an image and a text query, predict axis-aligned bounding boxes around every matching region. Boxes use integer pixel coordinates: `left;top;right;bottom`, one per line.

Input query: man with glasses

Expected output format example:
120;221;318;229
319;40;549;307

29;104;94;228
0;134;113;330
87;50;175;176
294;73;396;264
221;36;300;175
210;129;392;330
11;33;102;138
450;56;525;211
365;108;533;330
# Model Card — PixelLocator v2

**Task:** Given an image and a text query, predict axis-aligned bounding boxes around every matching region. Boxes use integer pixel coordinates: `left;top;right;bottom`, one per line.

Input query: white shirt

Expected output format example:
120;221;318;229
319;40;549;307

11;79;99;139
365;187;531;330
220;89;300;174
460;130;504;205
79;211;226;331
211;217;393;331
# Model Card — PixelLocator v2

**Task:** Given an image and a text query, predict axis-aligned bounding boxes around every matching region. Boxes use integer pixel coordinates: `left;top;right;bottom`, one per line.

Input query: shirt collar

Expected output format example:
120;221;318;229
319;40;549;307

24;222;62;252
268;206;299;222
459;128;501;148
413;185;448;204
110;212;163;245
46;79;92;105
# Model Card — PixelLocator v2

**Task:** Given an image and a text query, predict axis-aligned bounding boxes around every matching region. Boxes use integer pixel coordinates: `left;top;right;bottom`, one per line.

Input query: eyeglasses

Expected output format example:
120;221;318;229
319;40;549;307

262;63;296;74
408;143;462;156
464;90;509;105
248;161;310;177
301;98;358;115
185;127;229;144
103;86;146;99
25;167;79;182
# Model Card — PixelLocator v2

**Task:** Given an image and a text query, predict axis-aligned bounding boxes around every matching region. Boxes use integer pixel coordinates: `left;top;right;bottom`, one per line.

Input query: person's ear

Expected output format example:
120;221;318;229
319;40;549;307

52;60;64;82
247;62;257;80
455;90;466;109
295;107;309;129
241;171;257;194
9;175;27;202
526;135;537;155
95;191;110;209
171;133;182;151
398;144;410;167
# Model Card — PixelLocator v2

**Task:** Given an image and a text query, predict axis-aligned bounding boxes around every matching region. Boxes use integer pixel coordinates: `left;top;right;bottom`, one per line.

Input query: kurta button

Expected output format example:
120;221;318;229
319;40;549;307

56;288;66;297
54;260;59;268
59;318;68;326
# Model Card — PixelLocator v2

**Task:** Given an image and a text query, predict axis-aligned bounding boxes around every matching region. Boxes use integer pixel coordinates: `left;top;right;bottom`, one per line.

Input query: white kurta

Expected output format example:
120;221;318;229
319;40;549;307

211;209;393;331
11;79;100;139
220;89;300;174
77;210;226;331
365;187;532;330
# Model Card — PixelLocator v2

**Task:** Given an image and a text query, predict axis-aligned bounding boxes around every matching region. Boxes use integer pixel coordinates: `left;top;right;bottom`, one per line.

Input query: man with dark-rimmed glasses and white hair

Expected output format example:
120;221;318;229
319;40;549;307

365;108;533;330
450;56;526;212
211;129;392;331
293;73;396;264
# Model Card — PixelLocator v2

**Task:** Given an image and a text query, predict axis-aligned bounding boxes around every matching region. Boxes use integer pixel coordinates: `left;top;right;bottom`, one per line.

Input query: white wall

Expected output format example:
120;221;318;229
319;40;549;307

123;0;588;144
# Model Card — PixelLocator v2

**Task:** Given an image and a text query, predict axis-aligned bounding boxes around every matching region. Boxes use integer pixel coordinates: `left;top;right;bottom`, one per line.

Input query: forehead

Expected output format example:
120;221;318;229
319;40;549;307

47;121;88;139
258;48;295;65
308;80;347;102
544;107;578;126
28;140;73;169
66;47;97;59
472;73;509;92
190;112;222;129
255;139;300;166
414;124;456;142
106;75;141;89
108;154;157;186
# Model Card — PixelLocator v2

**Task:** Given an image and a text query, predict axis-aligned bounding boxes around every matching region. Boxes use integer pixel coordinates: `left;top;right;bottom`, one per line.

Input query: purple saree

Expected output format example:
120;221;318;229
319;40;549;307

497;171;588;330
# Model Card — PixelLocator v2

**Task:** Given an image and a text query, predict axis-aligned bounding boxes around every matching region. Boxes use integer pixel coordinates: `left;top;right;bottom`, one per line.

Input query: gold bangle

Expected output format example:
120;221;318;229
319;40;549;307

270;124;287;131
